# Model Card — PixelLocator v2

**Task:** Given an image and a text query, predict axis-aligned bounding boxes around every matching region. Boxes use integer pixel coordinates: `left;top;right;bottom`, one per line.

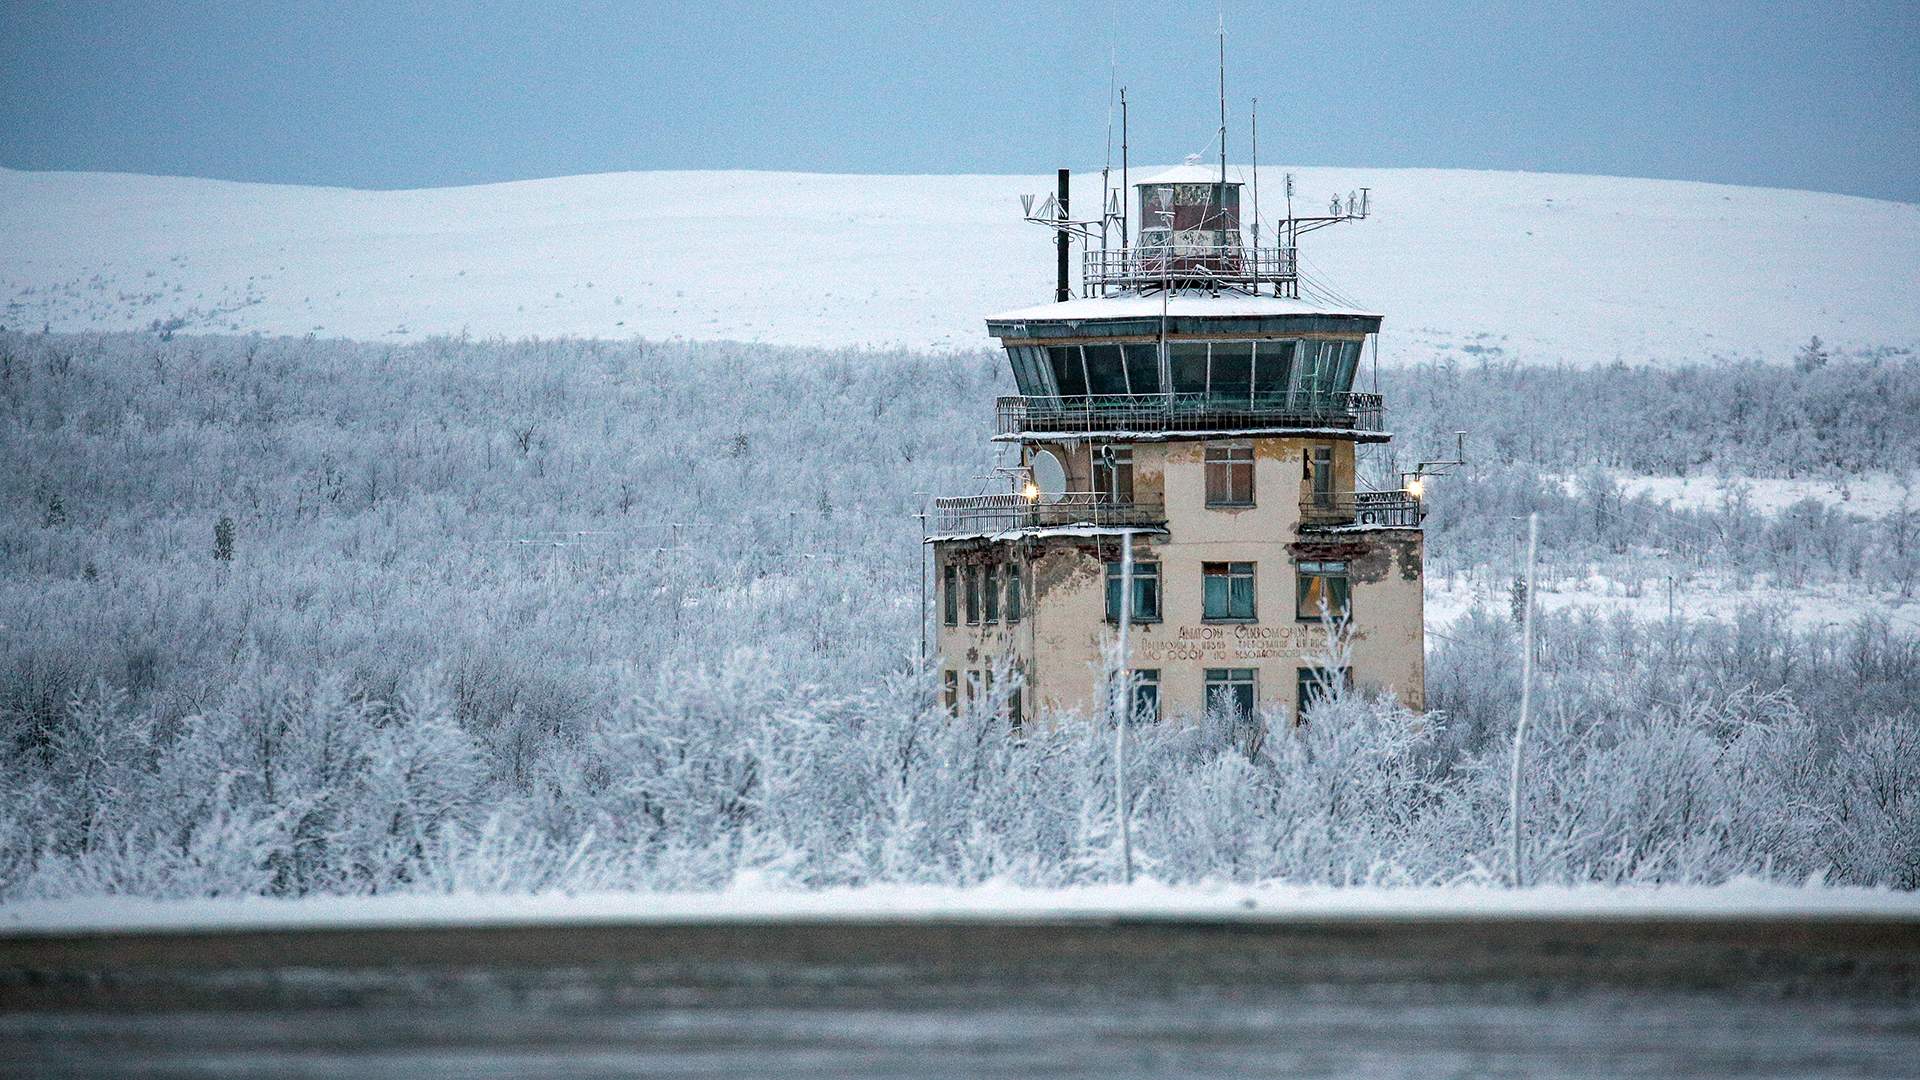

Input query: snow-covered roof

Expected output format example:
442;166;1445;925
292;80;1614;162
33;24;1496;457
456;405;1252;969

1136;162;1246;186
988;294;1381;323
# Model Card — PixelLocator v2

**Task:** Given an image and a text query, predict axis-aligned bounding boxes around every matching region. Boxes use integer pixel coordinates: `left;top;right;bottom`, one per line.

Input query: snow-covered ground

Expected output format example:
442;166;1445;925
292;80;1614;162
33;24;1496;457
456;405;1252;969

1427;568;1920;635
1564;469;1918;519
3;165;1916;365
7;879;1917;935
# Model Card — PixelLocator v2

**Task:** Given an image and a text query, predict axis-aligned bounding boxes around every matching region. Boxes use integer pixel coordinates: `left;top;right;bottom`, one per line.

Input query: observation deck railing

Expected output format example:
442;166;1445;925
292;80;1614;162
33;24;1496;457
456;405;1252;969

932;492;1166;536
1299;489;1423;530
1082;244;1297;296
996;391;1384;438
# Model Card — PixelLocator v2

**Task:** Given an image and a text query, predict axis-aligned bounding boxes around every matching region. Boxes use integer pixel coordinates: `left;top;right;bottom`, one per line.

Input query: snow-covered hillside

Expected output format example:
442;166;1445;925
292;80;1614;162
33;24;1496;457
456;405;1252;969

3;166;1915;364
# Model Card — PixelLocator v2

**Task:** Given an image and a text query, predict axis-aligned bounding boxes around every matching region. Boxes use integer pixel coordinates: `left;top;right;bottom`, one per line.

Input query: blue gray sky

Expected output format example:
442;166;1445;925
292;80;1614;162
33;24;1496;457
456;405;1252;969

3;1;1916;201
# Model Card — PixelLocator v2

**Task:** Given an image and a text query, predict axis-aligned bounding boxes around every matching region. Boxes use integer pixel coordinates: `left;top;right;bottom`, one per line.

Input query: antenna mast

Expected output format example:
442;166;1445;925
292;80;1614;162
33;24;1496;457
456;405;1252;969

1251;97;1260;253
1217;14;1227;199
1120;88;1130;253
1103;50;1115;257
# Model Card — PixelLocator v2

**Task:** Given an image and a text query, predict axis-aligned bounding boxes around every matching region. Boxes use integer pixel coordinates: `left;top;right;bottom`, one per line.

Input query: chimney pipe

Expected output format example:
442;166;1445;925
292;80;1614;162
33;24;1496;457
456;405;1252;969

1056;168;1070;302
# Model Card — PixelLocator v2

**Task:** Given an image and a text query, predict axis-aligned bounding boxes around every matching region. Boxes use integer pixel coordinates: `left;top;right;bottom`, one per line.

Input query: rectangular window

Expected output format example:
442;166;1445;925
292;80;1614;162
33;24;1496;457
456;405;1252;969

1082;344;1128;395
1202;562;1256;622
1092;446;1134;503
1296;665;1352;720
1204;668;1257;720
1131;669;1161;724
1205;444;1255;506
983;563;1001;624
1170;342;1209;395
1123;343;1162;394
1005;563;1023;624
1296;560;1351;622
944;669;959;713
1047;345;1088;397
942;564;958;626
1009;682;1024;733
1306;446;1334;508
1253;340;1294;399
1207;341;1254;403
965;565;981;625
1106;560;1162;622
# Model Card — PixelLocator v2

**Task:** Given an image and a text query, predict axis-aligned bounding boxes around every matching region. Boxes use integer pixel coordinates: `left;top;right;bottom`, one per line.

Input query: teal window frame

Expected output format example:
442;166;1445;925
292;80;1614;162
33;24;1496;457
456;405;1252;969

1204;668;1257;719
1105;560;1162;623
1202;561;1257;622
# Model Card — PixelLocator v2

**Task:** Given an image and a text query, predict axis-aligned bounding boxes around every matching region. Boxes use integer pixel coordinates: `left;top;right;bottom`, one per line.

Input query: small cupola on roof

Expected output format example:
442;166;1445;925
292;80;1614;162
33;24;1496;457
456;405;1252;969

1136;156;1242;260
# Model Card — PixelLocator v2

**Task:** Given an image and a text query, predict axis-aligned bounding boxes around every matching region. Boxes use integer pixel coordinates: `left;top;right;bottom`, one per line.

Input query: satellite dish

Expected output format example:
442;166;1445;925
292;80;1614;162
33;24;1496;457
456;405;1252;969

1030;450;1067;504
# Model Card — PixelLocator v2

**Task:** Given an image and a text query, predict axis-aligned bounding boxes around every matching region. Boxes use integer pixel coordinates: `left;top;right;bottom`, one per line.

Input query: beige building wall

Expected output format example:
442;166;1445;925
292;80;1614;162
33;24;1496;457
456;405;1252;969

934;434;1425;722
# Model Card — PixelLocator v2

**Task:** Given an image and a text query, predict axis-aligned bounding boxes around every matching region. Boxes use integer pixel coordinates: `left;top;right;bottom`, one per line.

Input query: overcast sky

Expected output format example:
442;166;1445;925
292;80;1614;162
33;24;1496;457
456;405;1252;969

3;1;1916;201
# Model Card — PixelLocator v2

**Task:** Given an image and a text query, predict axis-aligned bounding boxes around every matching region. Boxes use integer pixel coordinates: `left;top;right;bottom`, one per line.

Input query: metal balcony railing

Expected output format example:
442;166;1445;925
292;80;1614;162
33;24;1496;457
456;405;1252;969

933;492;1166;536
996;391;1384;438
1082;245;1297;296
1299;489;1423;530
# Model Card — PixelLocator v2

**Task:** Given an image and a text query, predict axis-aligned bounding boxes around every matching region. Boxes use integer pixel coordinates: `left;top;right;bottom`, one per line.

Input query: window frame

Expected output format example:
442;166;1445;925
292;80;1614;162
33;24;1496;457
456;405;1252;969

1295;560;1352;623
1092;445;1135;504
964;565;981;626
942;564;958;626
1201;561;1257;623
944;669;959;713
983;562;1001;625
1203;667;1258;720
1005;562;1023;624
1131;669;1161;724
1296;665;1352;721
1106;559;1162;623
1204;443;1256;507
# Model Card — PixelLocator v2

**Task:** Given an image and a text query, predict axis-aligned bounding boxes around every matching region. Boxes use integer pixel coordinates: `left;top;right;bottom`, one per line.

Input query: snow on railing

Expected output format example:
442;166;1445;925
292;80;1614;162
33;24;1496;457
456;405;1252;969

1299;489;1423;530
932;492;1166;536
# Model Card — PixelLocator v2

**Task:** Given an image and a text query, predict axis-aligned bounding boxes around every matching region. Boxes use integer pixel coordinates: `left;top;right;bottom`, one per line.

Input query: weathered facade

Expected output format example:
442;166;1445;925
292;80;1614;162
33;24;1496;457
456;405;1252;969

930;162;1424;726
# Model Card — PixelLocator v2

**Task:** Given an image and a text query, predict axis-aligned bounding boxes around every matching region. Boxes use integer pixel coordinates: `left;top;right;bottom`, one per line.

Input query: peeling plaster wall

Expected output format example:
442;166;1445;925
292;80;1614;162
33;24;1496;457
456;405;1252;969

938;435;1424;722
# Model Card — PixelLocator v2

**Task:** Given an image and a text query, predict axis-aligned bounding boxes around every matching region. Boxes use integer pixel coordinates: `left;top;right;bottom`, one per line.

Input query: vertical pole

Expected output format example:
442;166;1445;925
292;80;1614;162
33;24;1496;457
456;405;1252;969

917;509;929;666
1217;13;1227;193
1113;529;1135;885
1120;90;1129;254
1250;97;1260;255
1056;168;1071;302
1508;512;1540;889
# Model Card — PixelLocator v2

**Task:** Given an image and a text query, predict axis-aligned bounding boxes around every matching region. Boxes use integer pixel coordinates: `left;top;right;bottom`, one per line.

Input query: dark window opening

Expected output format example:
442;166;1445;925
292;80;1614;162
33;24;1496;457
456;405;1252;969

1048;346;1088;398
1131;670;1161;724
1106;560;1162;622
1204;668;1257;720
942;564;958;626
1296;665;1352;721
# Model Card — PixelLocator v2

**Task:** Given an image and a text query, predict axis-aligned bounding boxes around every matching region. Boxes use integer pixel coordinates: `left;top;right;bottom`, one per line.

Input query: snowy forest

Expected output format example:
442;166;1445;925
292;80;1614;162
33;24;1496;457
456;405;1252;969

2;329;1917;898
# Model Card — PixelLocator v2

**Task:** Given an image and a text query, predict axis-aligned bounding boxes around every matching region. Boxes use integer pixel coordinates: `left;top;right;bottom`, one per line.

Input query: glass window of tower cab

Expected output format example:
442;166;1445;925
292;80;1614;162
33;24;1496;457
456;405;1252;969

929;157;1425;731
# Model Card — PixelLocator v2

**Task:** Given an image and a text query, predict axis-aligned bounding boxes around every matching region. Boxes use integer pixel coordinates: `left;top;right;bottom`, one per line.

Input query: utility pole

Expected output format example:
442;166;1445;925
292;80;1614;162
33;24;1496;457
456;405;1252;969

1509;512;1540;889
915;505;930;666
1112;529;1136;885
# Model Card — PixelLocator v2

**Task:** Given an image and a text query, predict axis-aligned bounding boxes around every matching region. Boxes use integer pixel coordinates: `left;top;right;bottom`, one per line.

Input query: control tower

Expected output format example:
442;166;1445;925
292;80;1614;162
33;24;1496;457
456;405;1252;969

929;152;1423;729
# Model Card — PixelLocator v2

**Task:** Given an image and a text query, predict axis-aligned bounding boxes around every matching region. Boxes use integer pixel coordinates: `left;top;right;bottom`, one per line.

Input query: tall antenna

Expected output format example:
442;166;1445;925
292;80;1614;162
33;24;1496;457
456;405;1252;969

1217;12;1227;198
1120;88;1130;253
1103;48;1115;255
1250;97;1260;253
